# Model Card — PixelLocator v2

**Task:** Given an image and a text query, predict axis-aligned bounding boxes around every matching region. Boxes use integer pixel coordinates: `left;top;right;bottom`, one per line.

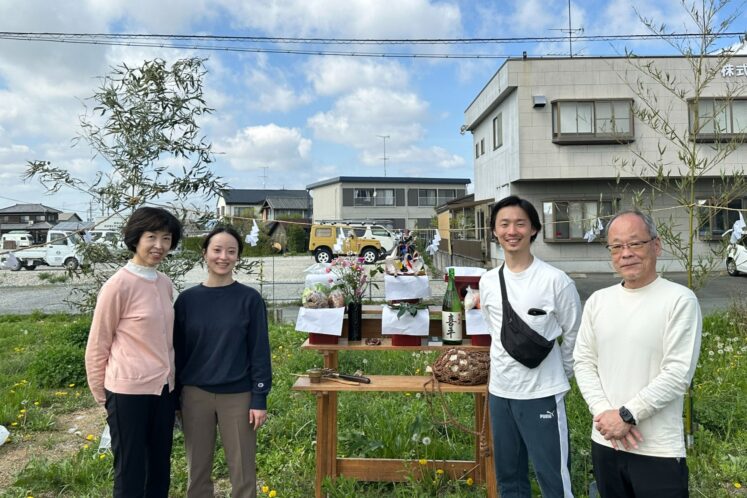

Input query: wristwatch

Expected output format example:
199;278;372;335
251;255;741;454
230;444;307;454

619;406;637;425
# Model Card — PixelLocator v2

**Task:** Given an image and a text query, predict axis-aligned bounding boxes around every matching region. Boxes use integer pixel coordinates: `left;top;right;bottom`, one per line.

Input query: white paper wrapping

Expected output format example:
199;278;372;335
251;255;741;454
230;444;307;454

384;274;431;300
465;309;489;335
446;266;487;277
381;305;430;336
295;307;345;336
303;263;337;288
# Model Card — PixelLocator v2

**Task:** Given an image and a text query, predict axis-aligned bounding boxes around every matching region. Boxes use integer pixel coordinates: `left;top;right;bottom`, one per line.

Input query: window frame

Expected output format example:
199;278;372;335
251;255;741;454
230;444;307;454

493;113;503;150
542;199;618;242
552;99;635;145
418;188;437;207
689;97;747;142
697;197;745;240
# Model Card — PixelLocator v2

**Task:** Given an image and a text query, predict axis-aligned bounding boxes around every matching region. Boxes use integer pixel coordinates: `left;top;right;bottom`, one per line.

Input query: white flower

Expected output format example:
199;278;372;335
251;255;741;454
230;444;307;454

422;437;431;446
411;433;420;442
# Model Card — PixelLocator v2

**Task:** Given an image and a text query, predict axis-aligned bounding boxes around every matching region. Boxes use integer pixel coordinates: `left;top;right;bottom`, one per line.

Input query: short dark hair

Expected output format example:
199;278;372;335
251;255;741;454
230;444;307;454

123;207;182;252
489;195;542;243
202;226;244;255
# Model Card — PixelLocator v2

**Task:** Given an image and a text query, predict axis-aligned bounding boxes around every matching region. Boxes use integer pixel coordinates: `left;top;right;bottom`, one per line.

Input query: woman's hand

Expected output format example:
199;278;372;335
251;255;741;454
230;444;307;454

249;409;267;431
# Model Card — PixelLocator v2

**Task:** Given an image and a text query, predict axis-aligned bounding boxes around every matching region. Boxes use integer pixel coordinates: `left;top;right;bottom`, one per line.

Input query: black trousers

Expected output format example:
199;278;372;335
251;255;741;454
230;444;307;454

105;385;176;498
591;441;688;498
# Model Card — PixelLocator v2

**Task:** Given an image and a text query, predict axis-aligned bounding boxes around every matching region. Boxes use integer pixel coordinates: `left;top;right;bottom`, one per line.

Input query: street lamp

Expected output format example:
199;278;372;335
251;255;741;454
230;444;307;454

377;135;389;177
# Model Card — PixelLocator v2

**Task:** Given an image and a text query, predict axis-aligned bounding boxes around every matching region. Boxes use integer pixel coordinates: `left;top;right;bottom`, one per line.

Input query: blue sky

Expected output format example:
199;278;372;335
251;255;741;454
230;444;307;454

0;0;743;216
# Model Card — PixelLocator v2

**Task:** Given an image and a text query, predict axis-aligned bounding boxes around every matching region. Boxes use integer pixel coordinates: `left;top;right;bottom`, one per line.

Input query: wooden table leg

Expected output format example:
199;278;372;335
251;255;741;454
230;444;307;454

484;396;498;498
315;391;329;498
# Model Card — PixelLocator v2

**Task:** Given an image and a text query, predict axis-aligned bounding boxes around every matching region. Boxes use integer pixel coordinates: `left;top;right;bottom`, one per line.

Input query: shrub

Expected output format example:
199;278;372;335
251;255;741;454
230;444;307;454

50;318;92;349
29;343;87;388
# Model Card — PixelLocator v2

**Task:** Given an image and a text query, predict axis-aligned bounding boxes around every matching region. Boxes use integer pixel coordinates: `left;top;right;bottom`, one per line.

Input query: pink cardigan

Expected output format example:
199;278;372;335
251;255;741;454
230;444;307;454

85;267;175;405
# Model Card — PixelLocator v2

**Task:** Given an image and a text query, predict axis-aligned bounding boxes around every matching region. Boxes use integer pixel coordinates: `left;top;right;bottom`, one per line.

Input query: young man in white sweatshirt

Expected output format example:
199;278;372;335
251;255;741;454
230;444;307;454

573;210;702;497
480;195;581;497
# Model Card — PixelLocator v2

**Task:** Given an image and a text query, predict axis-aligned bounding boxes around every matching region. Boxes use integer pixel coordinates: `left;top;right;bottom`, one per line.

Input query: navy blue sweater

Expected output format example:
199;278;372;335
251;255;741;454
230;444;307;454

174;282;272;410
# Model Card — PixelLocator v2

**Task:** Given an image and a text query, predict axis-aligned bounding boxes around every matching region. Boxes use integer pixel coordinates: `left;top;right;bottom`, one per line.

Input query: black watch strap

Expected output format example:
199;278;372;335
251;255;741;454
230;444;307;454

619;406;637;425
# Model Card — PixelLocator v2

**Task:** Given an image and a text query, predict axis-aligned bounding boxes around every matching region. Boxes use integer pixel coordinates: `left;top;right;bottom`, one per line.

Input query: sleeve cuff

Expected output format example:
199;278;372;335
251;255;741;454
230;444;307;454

250;393;267;410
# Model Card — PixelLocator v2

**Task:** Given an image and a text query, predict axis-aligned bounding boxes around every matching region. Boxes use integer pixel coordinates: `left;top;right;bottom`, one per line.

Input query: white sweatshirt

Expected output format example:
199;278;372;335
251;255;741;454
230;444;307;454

573;277;702;458
480;257;582;400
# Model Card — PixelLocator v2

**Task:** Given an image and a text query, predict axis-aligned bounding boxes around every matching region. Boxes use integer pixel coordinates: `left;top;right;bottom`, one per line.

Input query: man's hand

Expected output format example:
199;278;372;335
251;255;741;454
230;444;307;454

249;409;267;431
594;409;634;440
610;428;644;451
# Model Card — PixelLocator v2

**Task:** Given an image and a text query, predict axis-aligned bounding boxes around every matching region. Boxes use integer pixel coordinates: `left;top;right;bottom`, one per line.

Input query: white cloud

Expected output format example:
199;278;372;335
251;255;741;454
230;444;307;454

308;87;428;148
360;144;465;169
217;124;312;171
305;58;410;96
218;0;461;39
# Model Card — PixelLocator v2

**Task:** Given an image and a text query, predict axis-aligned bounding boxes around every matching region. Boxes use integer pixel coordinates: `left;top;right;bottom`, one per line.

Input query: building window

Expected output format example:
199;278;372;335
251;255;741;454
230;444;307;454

438;189;458;205
418;189;437;206
353;188;394;207
542;200;616;241
552;99;634;144
480;138;485;155
697;198;744;239
475;142;480;158
233;207;254;218
354;188;375;206
493;113;503;149
689;98;747;142
375;189;395;206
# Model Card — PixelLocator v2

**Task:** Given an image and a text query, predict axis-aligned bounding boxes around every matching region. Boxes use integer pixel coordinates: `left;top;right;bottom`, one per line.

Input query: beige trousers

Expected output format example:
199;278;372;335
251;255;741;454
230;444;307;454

181;386;257;498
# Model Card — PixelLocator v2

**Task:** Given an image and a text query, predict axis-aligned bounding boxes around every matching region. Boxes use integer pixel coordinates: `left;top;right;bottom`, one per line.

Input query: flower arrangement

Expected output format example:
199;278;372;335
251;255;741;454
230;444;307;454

327;256;380;304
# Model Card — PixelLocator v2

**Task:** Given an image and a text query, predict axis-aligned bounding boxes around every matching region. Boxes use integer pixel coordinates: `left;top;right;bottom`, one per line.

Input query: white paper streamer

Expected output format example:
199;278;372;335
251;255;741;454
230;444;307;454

245;220;260;247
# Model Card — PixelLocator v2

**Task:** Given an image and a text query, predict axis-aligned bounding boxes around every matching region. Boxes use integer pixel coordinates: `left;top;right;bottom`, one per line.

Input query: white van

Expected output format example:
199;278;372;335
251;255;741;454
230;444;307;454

1;232;33;250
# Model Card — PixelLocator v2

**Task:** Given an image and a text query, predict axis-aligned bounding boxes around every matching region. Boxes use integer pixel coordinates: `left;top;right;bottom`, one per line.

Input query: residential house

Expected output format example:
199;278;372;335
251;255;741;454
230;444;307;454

0;203;62;244
306;176;470;230
217;189;311;221
463;55;747;272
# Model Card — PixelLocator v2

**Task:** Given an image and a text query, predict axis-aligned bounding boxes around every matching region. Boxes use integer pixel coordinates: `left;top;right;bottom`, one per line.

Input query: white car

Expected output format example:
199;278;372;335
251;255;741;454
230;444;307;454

726;235;747;276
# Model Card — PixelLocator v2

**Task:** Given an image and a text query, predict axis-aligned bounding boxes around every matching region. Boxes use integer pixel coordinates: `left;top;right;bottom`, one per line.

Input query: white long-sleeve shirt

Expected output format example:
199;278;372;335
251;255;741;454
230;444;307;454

573;277;702;458
480;257;581;400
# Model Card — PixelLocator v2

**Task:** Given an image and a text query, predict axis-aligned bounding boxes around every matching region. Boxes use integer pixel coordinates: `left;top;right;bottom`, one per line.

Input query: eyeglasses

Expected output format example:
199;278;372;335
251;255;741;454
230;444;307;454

605;238;657;254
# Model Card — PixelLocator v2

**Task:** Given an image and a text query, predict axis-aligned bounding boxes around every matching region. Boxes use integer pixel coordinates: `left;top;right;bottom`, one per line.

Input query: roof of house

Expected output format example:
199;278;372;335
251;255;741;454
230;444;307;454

53;221;96;231
58;212;82;222
263;196;310;211
306;176;472;190
0;222;55;230
220;189;309;205
0;203;61;214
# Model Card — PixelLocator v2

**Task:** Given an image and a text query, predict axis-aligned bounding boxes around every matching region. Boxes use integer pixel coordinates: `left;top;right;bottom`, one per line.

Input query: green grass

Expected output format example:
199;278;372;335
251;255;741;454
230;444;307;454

0;304;745;497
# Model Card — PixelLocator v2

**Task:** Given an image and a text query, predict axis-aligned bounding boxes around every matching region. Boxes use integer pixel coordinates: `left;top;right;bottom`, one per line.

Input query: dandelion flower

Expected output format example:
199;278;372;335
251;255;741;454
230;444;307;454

86;434;95;441
68;383;76;388
269;491;277;498
419;459;427;466
436;469;444;475
99;454;107;460
19;409;26;414
736;482;742;489
11;422;17;426
466;477;474;486
33;401;40;406
404;392;411;397
261;485;269;493
415;368;421;374
422;437;431;446
83;444;89;450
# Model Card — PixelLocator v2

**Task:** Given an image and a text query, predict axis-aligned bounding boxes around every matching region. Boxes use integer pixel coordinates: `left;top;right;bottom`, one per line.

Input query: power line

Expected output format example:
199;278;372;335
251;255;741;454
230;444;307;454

0;31;744;59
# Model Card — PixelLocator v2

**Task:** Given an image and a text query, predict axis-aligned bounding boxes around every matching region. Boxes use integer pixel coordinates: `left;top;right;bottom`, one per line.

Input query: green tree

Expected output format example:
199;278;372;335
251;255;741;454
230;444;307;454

25;57;255;312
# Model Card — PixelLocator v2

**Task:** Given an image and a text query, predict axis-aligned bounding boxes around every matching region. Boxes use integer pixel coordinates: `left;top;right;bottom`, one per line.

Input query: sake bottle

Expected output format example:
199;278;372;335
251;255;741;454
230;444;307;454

442;268;463;345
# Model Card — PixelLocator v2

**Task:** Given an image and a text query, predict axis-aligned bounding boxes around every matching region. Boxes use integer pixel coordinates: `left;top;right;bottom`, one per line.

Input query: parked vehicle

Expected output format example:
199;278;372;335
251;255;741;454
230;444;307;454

1;231;33;250
308;224;382;264
726;234;747;276
0;230;84;271
317;221;396;255
89;229;126;249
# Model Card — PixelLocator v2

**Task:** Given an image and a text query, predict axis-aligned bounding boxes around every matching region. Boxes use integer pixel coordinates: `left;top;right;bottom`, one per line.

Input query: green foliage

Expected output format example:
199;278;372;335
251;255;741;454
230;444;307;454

29;343;87;388
23;57;228;313
1;308;745;496
37;271;69;284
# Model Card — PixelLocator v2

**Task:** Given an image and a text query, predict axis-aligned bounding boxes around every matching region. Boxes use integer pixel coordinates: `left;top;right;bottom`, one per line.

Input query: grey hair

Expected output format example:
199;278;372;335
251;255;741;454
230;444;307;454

606;209;658;238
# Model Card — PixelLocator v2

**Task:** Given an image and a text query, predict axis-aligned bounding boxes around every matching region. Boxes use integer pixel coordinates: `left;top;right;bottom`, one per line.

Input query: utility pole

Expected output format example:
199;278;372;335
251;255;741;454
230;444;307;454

377;135;389;176
260;166;268;189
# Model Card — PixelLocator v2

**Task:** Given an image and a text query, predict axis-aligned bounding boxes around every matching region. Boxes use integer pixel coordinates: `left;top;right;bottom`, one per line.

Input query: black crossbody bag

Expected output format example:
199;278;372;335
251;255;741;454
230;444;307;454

499;264;554;369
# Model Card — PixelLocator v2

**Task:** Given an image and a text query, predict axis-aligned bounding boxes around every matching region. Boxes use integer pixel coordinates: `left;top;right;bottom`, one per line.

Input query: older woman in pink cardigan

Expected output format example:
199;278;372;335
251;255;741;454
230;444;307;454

85;206;182;498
